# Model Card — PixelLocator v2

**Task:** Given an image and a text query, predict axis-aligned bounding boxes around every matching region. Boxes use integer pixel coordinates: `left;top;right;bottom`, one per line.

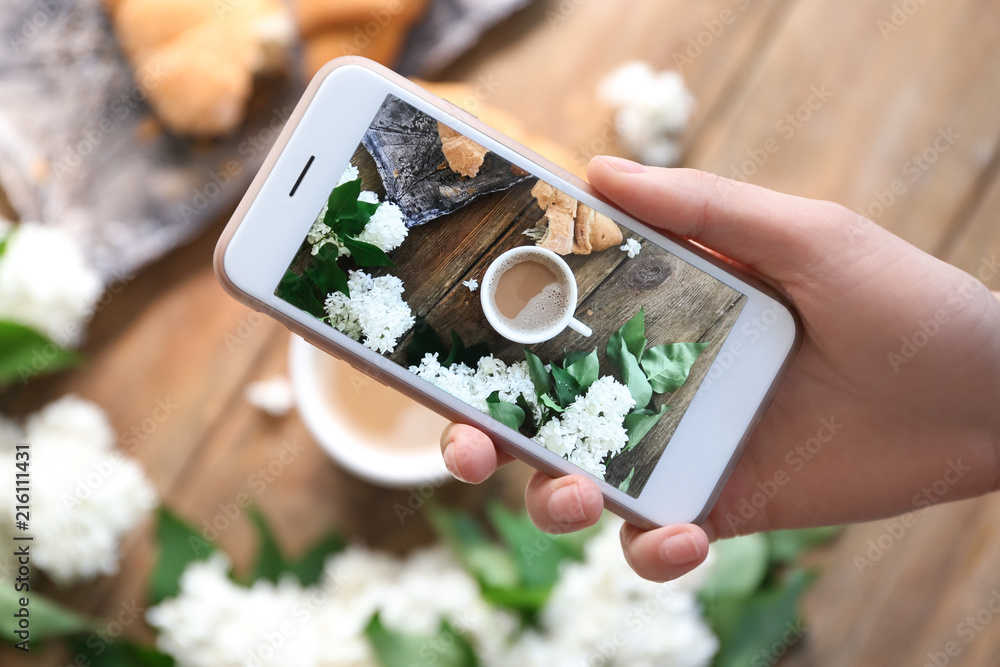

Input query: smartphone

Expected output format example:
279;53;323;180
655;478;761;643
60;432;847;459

215;57;800;529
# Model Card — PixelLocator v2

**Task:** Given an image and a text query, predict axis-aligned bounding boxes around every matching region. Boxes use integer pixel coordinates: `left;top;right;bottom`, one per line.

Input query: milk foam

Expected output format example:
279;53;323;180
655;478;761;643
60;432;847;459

491;255;570;334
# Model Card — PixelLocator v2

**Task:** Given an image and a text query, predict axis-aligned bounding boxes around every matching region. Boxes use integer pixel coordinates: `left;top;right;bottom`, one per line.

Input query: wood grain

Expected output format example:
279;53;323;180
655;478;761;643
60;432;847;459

4;0;1000;664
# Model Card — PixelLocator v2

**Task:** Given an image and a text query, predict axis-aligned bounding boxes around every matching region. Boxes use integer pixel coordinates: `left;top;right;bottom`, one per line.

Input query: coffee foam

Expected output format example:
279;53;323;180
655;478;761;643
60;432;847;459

490;254;570;334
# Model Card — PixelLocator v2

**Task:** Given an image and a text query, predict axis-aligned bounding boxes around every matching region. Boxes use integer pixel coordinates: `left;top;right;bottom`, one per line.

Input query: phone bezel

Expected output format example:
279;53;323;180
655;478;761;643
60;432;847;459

215;57;801;529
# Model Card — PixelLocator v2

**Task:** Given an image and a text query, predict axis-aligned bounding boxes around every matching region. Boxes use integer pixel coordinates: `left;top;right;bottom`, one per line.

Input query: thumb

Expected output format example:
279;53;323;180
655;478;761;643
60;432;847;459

587;156;850;282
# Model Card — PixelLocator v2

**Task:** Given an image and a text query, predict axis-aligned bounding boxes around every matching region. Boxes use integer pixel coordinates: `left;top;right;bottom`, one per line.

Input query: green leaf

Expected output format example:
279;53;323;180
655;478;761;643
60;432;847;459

618;467;636;493
286;534;347;587
276;269;326;318
612;335;652;409
407;317;447;366
429;506;519;590
608;308;647;369
305;243;350;298
247;508;288;584
641;342;709;394
0;587;99;643
710;570;815;667
523;348;552;398
0;320;81;386
443;330;466;366
323;178;361;229
623;404;669;451
365;614;479;667
65;639;176;667
550;364;582;407
461;342;491;367
699;534;769;601
539;393;564;413
151;507;216;604
0;228;9;259
479;584;551;612
515;394;537;432
563;349;599;392
486;390;525;431
342;235;395;267
767;527;841;565
487;504;565;589
562;349;591;367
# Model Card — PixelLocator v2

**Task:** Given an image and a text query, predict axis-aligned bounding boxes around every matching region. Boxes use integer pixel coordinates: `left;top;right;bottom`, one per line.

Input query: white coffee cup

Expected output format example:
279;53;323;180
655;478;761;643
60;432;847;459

480;246;592;344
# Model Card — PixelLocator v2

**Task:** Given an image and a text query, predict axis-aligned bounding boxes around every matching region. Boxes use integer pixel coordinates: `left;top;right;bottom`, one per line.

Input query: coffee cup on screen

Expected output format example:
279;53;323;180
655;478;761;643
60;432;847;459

480;246;592;345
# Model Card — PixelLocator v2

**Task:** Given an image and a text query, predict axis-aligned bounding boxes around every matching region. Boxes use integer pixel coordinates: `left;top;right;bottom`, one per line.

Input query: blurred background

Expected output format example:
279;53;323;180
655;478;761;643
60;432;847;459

2;0;999;665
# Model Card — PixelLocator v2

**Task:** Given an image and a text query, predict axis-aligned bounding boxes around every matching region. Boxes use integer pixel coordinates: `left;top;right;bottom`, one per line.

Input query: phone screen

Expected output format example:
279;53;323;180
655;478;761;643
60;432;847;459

275;93;747;497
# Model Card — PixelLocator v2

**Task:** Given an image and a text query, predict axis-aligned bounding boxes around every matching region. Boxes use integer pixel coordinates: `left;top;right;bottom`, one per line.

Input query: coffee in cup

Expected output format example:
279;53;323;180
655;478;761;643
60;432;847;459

481;246;592;344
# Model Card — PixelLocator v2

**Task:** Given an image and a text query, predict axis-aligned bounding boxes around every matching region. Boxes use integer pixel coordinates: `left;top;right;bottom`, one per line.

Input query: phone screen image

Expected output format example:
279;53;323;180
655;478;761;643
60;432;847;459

275;93;747;498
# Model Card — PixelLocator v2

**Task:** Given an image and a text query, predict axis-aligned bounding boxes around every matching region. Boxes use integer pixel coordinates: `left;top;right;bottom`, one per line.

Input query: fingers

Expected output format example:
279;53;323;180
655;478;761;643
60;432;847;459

587;156;850;282
620;522;710;582
440;423;515;483
524;471;604;533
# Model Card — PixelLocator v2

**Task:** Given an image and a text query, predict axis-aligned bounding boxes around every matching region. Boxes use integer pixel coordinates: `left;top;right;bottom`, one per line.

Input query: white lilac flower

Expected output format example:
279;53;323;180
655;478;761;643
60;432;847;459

621;238;642;258
308;168;408;257
147;553;322;667
462;279;479;292
356;201;407;253
0;221;103;346
0;396;157;585
324;270;414;354
598;61;695;167
243;375;294;417
534;376;634;478
149;544;516;667
409;353;539;419
337;164;359;186
493;518;717;667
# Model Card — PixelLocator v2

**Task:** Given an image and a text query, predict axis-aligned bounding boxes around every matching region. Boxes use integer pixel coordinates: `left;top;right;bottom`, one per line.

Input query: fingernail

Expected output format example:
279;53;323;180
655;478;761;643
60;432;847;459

442;443;466;482
660;532;703;566
550;483;587;524
596;155;647;174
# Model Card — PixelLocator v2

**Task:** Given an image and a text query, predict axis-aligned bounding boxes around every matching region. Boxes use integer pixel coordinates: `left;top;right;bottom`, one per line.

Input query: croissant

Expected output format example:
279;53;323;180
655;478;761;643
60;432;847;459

529;181;621;255
106;0;294;136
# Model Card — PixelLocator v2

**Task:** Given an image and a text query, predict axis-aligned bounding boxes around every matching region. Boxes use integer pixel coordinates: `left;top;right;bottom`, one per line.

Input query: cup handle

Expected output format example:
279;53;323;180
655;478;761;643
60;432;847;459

568;317;592;337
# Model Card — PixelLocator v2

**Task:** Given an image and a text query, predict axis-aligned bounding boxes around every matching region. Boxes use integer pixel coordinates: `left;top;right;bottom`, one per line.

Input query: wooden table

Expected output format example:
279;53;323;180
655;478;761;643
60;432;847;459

4;1;1000;665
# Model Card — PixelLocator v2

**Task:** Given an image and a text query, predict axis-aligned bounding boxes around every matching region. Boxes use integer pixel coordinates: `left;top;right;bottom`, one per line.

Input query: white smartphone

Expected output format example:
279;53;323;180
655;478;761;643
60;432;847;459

215;57;800;529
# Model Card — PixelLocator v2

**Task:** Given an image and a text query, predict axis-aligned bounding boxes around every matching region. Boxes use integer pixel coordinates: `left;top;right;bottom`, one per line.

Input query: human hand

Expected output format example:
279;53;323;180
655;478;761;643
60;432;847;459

441;155;1000;581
